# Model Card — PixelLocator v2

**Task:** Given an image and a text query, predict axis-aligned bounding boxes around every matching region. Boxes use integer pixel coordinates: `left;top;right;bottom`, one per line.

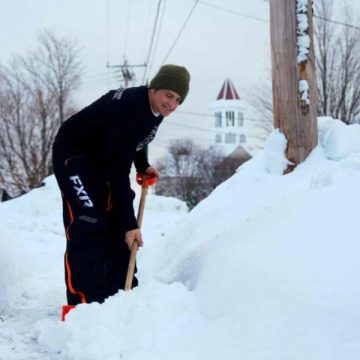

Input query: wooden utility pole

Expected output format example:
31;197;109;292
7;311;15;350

270;0;318;172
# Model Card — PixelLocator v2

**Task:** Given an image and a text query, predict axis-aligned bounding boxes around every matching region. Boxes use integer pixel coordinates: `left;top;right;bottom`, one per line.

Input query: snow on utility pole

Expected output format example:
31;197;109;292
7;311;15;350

270;0;318;172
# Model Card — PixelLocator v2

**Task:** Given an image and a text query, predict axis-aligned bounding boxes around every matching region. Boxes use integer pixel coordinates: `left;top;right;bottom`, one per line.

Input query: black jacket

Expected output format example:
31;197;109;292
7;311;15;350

53;86;163;231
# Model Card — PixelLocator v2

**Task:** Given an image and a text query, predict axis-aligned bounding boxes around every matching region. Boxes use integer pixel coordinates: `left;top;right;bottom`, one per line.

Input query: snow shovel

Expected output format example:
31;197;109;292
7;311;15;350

61;304;76;321
124;173;157;290
61;173;157;319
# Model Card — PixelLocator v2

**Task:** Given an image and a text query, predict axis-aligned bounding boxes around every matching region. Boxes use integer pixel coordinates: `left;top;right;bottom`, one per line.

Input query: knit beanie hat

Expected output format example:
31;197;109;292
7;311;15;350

149;64;190;104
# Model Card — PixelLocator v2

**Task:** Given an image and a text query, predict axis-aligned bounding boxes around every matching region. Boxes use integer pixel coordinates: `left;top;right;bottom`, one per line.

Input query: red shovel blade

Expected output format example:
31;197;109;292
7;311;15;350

136;173;157;187
61;305;76;321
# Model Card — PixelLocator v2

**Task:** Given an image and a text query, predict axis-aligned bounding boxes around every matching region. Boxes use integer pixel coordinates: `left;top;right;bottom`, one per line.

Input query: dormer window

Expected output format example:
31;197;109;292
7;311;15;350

215;112;222;127
215;134;222;143
225;111;235;126
225;133;236;143
238;112;244;126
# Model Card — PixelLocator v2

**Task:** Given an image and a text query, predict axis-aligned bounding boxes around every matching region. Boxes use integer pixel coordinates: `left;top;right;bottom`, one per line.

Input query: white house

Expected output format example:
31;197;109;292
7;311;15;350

211;78;249;155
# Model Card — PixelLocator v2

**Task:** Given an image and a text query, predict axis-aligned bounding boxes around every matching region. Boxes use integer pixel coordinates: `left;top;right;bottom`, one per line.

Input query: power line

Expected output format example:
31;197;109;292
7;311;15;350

106;0;112;89
198;0;268;23
147;0;167;82
168;121;212;132
178;110;212;118
152;134;211;147
199;0;360;31
80;77;118;88
101;1;360;90
106;0;110;67
313;15;360;31
177;110;262;123
142;0;163;84
123;0;132;56
81;73;114;82
162;0;200;64
168;120;256;137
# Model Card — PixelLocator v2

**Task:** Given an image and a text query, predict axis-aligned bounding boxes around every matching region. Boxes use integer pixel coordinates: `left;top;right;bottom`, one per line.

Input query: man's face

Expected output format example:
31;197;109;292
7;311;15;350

150;89;181;117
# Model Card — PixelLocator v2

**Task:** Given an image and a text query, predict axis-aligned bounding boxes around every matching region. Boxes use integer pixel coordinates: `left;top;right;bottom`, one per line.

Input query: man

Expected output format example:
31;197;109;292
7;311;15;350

53;64;190;305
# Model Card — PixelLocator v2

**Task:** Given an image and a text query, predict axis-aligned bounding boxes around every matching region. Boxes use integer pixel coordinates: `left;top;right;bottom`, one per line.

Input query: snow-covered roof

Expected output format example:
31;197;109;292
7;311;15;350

216;78;240;100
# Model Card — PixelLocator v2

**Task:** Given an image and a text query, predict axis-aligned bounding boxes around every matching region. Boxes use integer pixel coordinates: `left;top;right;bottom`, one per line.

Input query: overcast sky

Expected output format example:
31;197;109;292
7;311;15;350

0;0;359;160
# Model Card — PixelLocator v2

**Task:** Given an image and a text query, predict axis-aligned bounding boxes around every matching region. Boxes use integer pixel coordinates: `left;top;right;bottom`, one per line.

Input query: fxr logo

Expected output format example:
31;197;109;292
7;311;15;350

69;175;94;207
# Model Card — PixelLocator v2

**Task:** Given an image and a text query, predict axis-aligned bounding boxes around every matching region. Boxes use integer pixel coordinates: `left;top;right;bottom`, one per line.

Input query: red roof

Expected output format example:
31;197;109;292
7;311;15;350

216;78;240;100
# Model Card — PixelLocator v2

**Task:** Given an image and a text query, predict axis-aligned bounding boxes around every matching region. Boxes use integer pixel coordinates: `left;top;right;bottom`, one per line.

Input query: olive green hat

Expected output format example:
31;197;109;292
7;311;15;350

149;64;190;104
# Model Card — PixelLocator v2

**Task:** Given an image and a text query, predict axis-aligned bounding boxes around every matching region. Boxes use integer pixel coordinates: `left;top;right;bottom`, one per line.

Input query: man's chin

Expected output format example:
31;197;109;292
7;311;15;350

161;109;174;117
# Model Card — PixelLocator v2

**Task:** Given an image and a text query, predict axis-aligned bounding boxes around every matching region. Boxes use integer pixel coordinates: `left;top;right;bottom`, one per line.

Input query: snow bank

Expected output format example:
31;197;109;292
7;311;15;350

0;230;33;312
0;177;65;311
38;281;208;360
5;117;360;359
100;117;360;359
0;175;187;313
196;146;360;358
319;116;360;160
0;176;63;236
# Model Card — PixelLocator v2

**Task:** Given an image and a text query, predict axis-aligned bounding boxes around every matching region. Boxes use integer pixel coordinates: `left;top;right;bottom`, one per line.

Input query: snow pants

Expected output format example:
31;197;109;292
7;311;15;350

53;150;138;305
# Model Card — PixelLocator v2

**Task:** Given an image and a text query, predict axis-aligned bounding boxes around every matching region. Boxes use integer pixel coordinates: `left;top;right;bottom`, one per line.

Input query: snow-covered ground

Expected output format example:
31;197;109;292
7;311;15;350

1;117;360;359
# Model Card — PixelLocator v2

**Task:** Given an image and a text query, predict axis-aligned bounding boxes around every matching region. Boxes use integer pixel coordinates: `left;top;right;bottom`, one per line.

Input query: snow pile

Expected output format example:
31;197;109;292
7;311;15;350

0;177;65;312
37;281;207;360
0;174;188;358
0;230;31;312
263;128;294;173
194;149;360;358
154;117;360;359
0;177;64;236
320;116;360;160
35;117;360;359
2;117;360;359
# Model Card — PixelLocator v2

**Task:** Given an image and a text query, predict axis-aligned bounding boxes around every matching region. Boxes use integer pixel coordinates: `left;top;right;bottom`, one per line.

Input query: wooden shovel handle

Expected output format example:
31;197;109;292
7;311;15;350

124;185;148;290
124;241;139;290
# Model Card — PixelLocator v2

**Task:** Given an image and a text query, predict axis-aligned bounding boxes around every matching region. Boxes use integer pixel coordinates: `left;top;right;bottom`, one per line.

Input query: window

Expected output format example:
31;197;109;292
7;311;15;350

225;111;235;126
239;134;246;143
238;112;244;126
215;134;222;143
215;112;222;127
225;133;236;143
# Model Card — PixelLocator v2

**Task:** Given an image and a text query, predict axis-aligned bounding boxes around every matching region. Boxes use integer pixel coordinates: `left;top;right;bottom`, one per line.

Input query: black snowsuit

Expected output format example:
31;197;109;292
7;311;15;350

52;86;163;305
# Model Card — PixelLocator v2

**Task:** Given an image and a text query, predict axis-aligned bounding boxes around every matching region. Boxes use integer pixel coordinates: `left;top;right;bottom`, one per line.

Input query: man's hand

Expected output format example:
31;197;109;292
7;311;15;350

125;228;143;250
145;166;160;180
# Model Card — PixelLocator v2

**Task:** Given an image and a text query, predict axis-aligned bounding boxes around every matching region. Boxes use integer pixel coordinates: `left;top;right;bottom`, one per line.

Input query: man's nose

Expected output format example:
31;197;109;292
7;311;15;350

169;99;178;109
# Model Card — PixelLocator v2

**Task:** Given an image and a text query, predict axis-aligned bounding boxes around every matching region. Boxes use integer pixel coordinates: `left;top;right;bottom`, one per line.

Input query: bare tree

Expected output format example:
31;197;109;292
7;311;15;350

250;0;360;127
22;29;82;125
246;75;274;142
314;0;360;123
155;139;250;209
0;30;82;195
155;139;205;208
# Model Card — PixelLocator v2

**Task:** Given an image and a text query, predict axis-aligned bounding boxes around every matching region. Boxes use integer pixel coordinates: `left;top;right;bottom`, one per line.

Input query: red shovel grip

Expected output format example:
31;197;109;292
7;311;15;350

136;173;157;187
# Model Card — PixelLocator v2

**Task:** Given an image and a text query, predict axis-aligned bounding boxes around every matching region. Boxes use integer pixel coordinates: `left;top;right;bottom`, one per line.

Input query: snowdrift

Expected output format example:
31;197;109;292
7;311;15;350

1;117;360;360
